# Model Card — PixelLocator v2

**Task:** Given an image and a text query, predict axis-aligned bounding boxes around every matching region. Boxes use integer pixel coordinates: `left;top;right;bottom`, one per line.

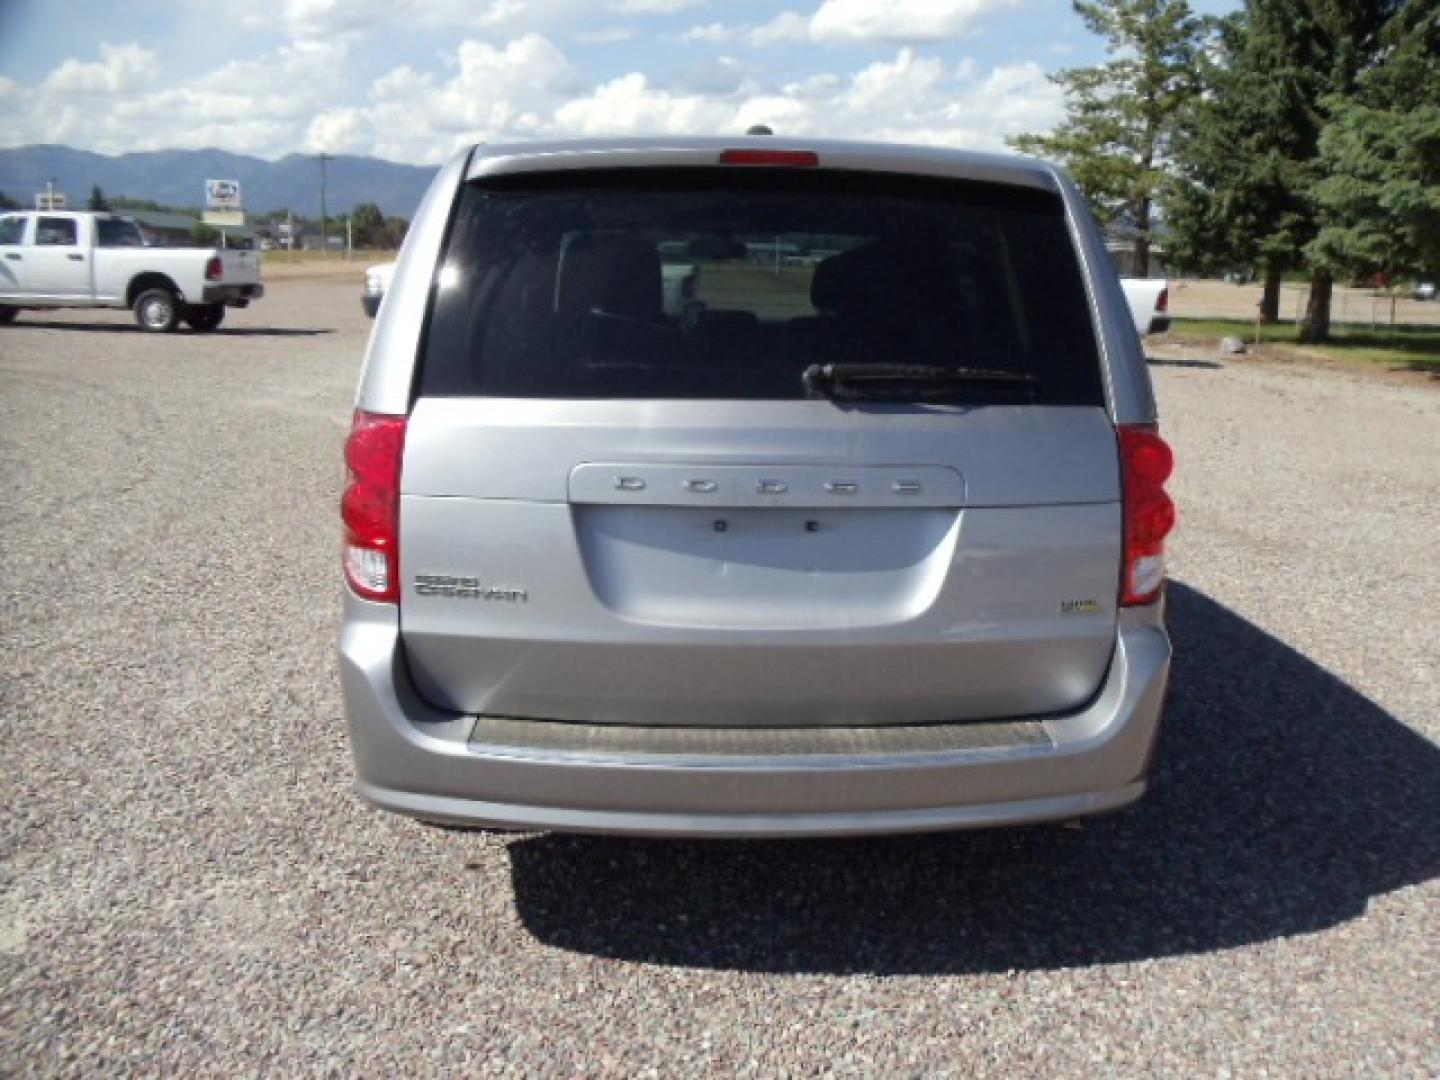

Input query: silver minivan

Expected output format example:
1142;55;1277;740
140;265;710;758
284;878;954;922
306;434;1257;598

339;137;1175;837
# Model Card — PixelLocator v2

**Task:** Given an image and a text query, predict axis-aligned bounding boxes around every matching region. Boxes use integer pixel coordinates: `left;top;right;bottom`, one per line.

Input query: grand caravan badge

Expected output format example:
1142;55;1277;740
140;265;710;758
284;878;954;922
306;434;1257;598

414;575;528;602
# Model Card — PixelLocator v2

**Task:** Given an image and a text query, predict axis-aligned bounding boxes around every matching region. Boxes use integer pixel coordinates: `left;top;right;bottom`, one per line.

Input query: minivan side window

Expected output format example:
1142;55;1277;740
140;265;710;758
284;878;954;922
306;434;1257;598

0;216;26;246
36;217;78;246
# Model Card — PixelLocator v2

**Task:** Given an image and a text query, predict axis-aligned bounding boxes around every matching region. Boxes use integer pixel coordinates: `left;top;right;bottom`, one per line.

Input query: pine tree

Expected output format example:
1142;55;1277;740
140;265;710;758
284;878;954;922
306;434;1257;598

1008;0;1214;276
1165;0;1412;342
1290;0;1404;342
1309;3;1440;297
1165;5;1328;321
88;184;110;211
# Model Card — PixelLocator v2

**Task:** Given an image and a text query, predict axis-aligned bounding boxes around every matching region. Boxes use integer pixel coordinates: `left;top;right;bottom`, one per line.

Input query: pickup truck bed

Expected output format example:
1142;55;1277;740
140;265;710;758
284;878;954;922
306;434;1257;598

1120;278;1170;337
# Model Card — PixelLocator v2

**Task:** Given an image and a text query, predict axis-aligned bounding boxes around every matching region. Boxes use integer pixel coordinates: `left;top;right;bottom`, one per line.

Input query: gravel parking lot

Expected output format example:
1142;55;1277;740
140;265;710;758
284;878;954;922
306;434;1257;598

2;281;1437;1075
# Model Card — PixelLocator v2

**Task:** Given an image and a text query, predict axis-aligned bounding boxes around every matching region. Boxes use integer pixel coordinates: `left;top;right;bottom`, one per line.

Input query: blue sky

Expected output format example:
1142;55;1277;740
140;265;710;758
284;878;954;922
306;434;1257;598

0;0;1238;164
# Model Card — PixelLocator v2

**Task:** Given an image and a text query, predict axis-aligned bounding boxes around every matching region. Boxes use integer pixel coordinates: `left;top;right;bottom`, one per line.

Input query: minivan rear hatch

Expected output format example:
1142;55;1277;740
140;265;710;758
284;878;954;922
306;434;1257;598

398;162;1121;727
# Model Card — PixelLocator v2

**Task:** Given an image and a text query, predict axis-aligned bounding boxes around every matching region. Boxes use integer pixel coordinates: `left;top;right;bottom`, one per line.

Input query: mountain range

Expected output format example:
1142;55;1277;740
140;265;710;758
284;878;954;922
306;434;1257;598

0;145;437;220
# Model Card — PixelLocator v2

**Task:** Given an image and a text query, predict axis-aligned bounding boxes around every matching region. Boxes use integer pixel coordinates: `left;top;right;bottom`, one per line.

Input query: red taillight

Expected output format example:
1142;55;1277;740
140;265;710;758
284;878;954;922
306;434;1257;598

205;255;223;281
719;149;820;167
1156;287;1169;313
1118;424;1176;606
342;410;407;602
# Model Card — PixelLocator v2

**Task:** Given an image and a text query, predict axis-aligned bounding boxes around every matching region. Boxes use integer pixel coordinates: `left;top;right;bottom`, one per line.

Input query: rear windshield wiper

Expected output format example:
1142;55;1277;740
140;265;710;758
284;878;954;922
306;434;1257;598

802;363;1038;401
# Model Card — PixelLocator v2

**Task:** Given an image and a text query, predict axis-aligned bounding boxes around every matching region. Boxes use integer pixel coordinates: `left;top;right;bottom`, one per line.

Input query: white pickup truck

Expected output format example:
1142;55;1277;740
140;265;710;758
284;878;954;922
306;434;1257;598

0;210;263;332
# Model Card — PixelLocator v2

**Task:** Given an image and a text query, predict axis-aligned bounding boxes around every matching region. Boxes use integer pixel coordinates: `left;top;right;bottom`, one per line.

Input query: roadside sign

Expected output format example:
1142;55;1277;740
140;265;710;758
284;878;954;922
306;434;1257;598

206;179;242;210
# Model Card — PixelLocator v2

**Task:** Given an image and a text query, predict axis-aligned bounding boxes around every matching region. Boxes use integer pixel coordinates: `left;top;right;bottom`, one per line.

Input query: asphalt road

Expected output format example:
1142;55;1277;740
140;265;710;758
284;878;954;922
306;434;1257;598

2;284;1437;1075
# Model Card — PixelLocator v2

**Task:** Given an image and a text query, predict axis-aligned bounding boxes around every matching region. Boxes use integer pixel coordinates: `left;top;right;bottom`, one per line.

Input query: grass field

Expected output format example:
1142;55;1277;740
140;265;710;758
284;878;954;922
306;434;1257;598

1166;317;1440;372
694;261;817;319
258;248;397;281
259;248;396;267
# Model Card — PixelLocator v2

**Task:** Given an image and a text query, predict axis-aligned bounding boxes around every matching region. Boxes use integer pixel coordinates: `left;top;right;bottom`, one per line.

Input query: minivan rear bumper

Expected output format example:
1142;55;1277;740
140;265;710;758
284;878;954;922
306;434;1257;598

340;596;1170;838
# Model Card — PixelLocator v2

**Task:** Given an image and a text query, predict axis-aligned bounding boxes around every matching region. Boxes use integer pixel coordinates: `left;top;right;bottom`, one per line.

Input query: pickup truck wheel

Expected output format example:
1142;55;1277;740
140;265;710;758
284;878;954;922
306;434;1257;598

183;304;225;332
134;289;180;333
0;307;17;325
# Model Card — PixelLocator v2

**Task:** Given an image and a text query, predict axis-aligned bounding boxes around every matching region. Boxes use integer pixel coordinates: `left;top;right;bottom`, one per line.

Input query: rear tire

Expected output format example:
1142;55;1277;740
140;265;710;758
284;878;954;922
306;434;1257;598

183;303;225;332
0;307;17;325
134;288;179;333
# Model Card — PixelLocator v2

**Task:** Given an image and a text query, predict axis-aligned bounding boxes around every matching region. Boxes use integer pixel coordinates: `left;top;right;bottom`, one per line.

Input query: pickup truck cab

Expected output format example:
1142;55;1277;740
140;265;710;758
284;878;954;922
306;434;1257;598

0;210;264;332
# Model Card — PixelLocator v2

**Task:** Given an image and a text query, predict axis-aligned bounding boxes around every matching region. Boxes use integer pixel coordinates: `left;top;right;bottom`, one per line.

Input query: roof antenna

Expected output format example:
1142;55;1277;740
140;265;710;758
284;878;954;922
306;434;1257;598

745;124;774;136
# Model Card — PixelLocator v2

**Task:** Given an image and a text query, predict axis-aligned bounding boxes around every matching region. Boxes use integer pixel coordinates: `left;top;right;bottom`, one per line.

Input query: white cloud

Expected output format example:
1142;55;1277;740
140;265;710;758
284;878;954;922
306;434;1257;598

264;0;395;39
771;51;1061;150
363;34;584;161
553;73;735;136
838;48;949;117
680;22;737;43
473;0;596;31
734;94;813;133
545;44;1061;151
7;39;350;157
230;0;596;39
675;55;752;94
810;0;1020;43
748;12;812;46
679;11;812;47
220;0;1027;60
611;0;706;11
148;39;351;149
683;0;1021;48
474;0;534;28
574;27;639;44
42;43;159;96
0;31;1061;165
305;108;375;155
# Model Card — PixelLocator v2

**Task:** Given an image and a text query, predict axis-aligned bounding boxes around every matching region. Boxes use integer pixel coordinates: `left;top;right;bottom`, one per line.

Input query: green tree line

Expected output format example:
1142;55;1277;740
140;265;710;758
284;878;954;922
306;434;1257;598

1010;0;1439;343
1;186;408;250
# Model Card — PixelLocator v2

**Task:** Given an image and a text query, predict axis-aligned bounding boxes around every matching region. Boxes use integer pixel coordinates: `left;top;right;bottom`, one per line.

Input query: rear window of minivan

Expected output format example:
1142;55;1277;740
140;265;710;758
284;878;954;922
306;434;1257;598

419;168;1104;405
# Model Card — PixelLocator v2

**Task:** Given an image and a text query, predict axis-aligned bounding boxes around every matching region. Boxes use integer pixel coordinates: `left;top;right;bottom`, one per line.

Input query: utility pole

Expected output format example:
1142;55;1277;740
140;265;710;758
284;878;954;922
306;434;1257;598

318;153;334;256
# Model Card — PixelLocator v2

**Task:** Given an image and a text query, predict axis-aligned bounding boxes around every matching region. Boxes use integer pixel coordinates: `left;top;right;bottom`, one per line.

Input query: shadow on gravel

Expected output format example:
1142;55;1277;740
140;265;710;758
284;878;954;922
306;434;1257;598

5;320;332;336
1146;355;1223;370
508;582;1440;974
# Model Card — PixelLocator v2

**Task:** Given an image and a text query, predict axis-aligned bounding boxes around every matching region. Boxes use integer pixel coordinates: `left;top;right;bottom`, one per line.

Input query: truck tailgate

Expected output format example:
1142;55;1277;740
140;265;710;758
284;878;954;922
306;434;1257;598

219;249;261;286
